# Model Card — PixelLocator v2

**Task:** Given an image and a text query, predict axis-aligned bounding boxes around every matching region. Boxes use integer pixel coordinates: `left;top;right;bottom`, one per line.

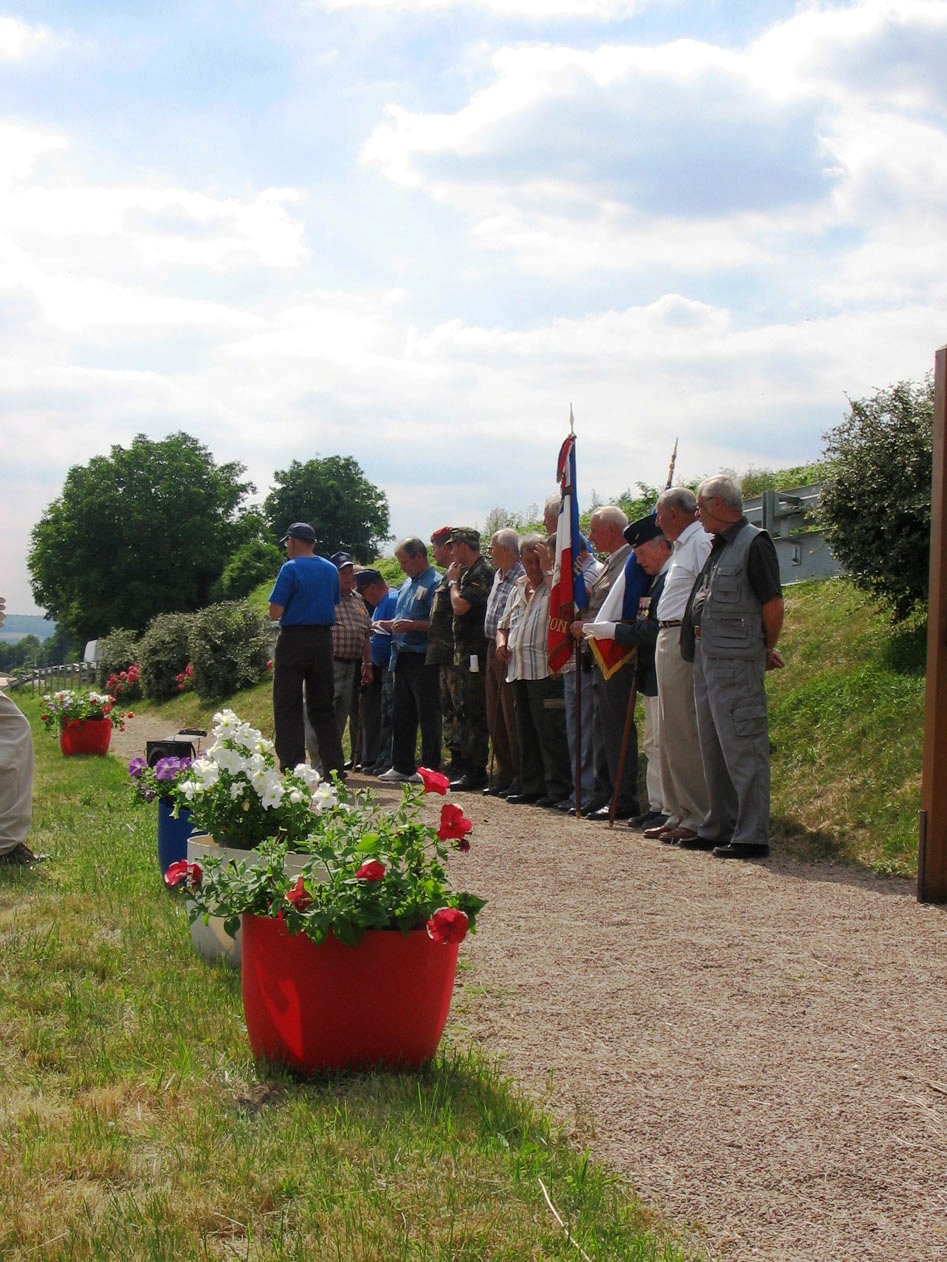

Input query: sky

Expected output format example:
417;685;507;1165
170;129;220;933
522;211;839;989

2;0;946;616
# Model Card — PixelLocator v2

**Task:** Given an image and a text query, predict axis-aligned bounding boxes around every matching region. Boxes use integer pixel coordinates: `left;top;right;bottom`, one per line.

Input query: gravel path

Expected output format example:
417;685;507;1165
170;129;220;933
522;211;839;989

114;714;947;1261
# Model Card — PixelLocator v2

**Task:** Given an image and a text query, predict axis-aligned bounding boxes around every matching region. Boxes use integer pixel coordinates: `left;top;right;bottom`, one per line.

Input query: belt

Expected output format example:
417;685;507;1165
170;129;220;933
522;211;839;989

659;619;683;628
334;657;362;663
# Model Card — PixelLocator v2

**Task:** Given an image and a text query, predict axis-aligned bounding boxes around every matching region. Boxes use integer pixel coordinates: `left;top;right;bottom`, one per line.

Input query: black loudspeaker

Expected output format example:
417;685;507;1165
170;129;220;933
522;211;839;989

146;738;197;767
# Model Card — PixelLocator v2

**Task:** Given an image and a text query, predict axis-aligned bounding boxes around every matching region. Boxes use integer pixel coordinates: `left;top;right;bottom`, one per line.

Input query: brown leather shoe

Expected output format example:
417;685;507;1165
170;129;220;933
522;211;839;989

646;822;676;843
662;827;698;842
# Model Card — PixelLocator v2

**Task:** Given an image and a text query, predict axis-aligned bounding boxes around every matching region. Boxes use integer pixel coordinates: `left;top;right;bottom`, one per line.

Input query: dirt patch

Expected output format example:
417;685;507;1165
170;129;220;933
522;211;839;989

110;714;947;1261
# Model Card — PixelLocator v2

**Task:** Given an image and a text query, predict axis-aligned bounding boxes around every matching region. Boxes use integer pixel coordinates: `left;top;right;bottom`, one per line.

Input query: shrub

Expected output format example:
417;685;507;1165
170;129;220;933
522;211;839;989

188;601;270;700
821;376;933;621
210;539;283;602
96;628;141;690
139;612;197;701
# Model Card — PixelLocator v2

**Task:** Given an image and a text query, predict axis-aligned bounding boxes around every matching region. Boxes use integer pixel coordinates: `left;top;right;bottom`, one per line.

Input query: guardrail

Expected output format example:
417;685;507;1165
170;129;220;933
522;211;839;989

7;662;97;694
743;483;840;585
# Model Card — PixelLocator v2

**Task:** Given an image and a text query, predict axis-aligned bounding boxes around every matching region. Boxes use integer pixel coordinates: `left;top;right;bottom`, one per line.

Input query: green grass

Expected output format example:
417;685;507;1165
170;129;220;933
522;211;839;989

765;576;925;875
1;701;694;1261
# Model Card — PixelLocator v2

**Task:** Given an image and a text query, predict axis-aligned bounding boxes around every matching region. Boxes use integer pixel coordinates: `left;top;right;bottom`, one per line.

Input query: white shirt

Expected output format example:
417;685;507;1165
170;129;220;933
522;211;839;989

655;519;713;621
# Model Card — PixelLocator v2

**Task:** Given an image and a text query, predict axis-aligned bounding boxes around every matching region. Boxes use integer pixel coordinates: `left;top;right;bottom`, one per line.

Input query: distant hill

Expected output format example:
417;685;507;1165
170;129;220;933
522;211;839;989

0;614;56;642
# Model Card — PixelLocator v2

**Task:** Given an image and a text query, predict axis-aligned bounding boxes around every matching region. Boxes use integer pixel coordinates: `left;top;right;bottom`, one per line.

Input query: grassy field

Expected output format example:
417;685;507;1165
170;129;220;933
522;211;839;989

1;692;693;1262
767;576;925;876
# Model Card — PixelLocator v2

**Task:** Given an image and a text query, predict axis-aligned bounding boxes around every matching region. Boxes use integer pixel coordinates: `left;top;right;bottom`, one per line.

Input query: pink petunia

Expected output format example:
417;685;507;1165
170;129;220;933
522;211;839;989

355;859;385;882
437;802;473;842
418;767;450;795
164;859;202;889
286;874;312;910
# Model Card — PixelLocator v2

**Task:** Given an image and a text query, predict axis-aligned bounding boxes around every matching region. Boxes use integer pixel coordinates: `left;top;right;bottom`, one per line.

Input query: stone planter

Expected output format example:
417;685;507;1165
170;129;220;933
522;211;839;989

185;836;310;968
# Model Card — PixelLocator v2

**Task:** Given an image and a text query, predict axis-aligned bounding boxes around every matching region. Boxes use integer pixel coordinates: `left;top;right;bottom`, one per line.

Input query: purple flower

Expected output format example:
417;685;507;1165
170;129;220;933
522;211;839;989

154;756;190;781
128;757;147;779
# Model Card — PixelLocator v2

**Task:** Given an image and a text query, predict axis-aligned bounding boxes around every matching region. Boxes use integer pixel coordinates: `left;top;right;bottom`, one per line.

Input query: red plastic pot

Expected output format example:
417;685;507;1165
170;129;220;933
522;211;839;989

59;717;112;757
240;913;459;1075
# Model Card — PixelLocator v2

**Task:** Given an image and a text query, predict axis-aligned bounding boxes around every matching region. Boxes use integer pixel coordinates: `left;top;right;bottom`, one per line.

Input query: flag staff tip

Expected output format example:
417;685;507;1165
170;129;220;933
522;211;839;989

569;403;575;434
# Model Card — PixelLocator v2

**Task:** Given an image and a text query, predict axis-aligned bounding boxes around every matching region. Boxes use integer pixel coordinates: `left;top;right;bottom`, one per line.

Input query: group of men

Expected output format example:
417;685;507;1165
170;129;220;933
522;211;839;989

267;473;784;861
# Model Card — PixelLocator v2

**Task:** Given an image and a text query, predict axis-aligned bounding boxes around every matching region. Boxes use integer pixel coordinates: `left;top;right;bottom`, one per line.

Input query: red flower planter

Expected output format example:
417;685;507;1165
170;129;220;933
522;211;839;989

59;717;112;757
240;913;460;1075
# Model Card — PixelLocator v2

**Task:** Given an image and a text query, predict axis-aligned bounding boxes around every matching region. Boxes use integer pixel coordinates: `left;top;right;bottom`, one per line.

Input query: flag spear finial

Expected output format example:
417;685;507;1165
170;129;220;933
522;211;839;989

664;437;679;490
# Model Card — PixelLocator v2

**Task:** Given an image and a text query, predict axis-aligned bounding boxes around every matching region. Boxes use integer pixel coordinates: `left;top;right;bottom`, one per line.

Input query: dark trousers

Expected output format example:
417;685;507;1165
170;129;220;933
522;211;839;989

512;676;572;801
273;626;345;776
592;663;640;816
390;652;442;773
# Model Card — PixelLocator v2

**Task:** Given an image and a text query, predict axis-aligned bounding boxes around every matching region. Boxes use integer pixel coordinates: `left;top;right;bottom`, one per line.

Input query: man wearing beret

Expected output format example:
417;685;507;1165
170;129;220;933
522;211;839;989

583;515;672;827
445;527;495;791
268;522;346;777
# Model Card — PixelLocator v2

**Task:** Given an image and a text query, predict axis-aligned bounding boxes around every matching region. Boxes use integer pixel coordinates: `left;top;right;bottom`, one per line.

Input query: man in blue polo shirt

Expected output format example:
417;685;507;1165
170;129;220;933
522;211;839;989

377;536;441;782
268;522;346;777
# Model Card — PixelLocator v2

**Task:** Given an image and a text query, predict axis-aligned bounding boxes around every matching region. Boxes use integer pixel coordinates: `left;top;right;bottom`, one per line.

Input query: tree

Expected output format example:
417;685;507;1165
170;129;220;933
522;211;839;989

263;456;390;561
29;433;254;642
210;539;284;602
820;376;934;621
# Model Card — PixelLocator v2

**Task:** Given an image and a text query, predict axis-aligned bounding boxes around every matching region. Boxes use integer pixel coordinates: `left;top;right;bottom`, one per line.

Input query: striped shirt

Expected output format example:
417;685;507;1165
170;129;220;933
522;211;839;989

499;575;551;682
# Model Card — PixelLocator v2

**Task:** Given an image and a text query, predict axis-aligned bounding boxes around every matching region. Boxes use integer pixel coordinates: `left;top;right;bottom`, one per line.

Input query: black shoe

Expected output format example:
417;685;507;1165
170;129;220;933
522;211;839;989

450;772;488;792
712;842;770;860
496;785;518;798
628;810;667;830
482;783;511;797
0;843;46;865
533;796;560;808
677;835;719;851
587;805;637;822
553;799;576;812
505;793;540;805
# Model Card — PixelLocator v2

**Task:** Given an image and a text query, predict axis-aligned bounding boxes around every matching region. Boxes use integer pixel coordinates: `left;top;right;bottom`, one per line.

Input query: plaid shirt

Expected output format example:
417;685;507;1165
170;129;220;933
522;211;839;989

332;590;370;661
484;560;525;639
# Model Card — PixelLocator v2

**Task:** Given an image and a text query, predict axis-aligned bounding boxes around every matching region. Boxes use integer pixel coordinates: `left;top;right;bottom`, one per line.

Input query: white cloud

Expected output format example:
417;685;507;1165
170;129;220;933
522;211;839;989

0;16;51;60
315;0;640;17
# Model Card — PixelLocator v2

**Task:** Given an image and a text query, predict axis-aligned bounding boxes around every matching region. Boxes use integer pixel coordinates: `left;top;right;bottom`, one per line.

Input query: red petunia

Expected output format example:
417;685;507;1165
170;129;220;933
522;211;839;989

437;802;472;843
418;767;450;795
355;859;385;882
286;874;312;910
164;859;202;889
426;907;469;944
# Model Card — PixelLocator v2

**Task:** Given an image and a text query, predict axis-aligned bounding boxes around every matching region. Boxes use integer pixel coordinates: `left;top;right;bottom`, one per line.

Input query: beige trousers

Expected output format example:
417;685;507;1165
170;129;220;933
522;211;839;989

655;629;708;831
0;692;34;854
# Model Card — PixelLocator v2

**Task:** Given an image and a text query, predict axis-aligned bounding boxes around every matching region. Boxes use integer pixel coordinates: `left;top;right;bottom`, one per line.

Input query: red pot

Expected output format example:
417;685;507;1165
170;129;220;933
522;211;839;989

59;717;112;757
240;913;459;1075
